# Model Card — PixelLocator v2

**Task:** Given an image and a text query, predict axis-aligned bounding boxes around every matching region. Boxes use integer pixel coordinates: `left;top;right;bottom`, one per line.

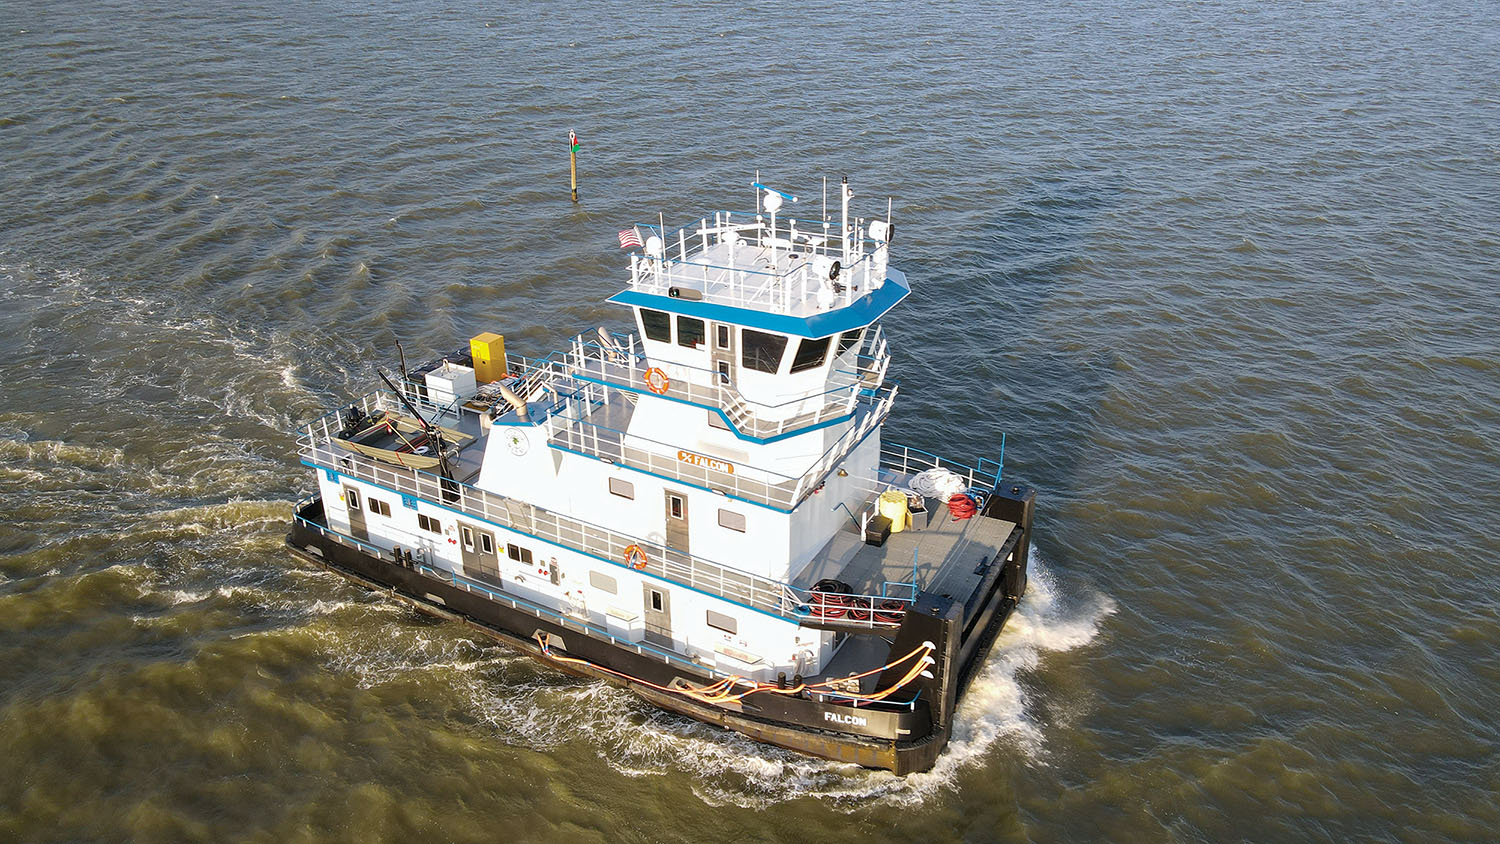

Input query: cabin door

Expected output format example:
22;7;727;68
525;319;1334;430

343;485;368;542
664;489;689;554
711;323;736;388
642;583;672;647
458;521;501;585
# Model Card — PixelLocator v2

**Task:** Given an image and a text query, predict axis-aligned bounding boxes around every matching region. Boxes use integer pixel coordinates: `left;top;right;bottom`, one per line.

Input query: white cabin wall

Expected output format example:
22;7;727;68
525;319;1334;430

548;449;793;579
475;424;565;506
318;471;461;572
787;429;884;578
624;394;846;481
312;463;835;677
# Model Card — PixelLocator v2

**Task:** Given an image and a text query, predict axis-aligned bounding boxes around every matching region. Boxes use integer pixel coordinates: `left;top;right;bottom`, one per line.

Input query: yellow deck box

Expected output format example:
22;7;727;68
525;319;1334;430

469;332;507;383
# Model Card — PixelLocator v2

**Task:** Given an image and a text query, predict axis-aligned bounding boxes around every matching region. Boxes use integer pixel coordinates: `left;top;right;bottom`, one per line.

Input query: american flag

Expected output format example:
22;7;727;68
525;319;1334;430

618;228;642;250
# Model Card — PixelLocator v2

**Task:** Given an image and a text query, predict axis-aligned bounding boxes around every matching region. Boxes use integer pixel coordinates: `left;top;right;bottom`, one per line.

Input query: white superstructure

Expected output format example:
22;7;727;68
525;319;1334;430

295;180;1003;684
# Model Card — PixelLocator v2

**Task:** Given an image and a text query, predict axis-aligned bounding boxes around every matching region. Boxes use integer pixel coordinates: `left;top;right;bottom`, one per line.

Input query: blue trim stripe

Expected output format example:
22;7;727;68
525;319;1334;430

606;269;909;339
305;461;792;622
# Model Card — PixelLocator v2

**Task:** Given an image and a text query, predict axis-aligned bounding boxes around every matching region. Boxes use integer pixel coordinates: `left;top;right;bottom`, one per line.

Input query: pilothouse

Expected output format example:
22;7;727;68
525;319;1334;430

287;177;1036;773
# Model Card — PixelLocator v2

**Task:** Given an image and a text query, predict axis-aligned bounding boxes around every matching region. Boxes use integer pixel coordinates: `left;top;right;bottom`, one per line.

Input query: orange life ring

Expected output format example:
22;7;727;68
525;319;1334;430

644;367;670;395
624;544;648;570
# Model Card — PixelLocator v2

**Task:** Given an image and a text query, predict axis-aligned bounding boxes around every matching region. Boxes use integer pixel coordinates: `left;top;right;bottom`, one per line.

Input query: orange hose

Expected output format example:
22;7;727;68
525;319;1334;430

533;632;933;706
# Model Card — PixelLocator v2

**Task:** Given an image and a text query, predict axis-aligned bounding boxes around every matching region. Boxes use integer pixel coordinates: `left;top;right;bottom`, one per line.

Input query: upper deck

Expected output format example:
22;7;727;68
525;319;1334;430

608;200;910;339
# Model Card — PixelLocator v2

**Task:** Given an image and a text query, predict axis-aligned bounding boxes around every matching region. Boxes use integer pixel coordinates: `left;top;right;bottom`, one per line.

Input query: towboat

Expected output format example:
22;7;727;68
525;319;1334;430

285;179;1035;773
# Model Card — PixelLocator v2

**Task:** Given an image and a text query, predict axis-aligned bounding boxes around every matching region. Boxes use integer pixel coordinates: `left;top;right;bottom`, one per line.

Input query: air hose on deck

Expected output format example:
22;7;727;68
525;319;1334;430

533;632;936;707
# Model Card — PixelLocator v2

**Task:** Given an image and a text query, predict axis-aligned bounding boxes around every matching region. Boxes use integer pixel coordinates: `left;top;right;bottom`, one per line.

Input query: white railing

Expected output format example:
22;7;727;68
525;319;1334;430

562;334;889;440
545;374;897;511
301;436;805;617
625;210;893;316
879;443;1003;494
546;414;804;508
298;431;916;628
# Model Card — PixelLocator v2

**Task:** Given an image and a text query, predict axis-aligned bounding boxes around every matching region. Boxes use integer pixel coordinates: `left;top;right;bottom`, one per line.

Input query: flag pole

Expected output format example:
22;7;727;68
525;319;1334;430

568;130;579;203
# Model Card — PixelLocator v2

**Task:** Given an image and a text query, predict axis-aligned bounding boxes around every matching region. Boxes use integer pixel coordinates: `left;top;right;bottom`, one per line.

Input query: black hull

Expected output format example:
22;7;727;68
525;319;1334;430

285;489;1032;774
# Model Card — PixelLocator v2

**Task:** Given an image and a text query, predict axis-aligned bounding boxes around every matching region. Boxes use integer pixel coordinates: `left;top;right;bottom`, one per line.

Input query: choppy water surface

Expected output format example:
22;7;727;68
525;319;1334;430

2;1;1498;841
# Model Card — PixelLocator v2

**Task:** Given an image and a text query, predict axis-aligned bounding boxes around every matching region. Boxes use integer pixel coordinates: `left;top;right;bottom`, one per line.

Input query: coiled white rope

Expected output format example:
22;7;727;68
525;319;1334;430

909;467;968;502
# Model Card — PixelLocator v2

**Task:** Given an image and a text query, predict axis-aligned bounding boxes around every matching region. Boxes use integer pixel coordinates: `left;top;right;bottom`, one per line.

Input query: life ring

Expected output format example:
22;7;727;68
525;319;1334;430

644;367;670;395
624;544;648;570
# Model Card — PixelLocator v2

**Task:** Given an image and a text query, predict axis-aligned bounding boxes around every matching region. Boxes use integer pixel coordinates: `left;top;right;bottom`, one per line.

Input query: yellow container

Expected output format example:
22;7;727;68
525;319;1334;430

878;489;910;533
470;332;507;383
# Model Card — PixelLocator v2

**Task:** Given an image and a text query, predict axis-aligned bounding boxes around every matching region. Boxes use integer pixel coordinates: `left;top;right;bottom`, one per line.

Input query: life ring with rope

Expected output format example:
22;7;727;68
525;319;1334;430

624;544;648;571
644;367;670;395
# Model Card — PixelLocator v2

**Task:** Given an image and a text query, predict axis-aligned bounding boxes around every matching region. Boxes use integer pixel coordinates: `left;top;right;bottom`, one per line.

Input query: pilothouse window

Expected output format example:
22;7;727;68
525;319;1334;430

741;330;787;374
790;336;831;373
676;316;705;349
640;308;672;343
836;329;863;356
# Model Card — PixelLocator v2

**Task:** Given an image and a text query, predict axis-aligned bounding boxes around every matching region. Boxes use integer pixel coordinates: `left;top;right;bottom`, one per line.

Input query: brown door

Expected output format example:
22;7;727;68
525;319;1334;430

664;489;689;554
643;583;672;647
710;323;736;387
343;485;368;542
459;521;501;586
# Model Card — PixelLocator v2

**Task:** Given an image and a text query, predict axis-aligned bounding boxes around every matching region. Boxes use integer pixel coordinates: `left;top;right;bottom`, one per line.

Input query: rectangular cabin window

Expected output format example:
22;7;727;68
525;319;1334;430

608;477;635;499
507;543;533;565
480;533;495;555
367;498;391;517
715;324;731;349
741;329;788;374
789;336;831;374
460;525;474;551
668;494;684;520
717;508;746;532
589;570;618;594
650;590;664;612
640;308;672;343
345;488;361;510
677;316;705;349
417;513;442;534
706;610;738;634
836;329;863;356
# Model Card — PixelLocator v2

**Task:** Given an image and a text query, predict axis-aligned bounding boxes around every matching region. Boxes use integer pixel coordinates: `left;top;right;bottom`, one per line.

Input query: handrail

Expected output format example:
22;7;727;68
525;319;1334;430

878;443;1003;494
625;207;892;315
300;437;799;618
562;333;891;442
297;510;915;693
545;375;897;510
